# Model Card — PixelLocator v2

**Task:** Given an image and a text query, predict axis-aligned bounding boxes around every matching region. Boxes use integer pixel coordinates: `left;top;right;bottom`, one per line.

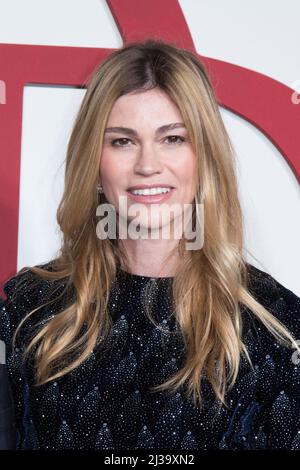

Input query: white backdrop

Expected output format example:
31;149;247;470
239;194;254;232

0;0;299;294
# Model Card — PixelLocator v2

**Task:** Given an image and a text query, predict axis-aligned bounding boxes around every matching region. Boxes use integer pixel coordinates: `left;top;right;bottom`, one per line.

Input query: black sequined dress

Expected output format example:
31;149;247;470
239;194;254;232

0;263;300;450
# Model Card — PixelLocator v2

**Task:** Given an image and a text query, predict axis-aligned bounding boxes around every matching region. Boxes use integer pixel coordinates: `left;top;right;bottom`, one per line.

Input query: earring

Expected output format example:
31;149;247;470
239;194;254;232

97;182;103;194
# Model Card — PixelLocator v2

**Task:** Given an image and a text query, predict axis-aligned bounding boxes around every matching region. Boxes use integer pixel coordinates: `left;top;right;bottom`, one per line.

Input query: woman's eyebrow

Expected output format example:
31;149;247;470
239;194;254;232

104;122;186;137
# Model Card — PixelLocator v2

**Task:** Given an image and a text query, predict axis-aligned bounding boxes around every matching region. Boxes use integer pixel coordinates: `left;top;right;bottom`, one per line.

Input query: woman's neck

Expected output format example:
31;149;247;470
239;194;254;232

118;238;179;278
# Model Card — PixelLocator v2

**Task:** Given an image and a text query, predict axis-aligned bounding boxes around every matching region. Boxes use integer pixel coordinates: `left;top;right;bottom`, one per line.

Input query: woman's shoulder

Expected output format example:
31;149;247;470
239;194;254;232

229;263;300;369
0;261;68;338
245;262;300;333
2;261;58;306
3;259;51;289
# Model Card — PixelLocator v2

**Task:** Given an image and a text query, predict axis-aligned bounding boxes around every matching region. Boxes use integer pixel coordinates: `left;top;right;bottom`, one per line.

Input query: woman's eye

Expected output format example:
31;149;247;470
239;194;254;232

165;135;186;145
110;135;186;147
111;138;132;147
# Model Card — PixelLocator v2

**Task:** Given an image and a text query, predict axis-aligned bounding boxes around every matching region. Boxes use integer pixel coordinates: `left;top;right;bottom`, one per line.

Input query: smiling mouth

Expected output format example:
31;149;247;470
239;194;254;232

127;187;175;196
125;187;176;204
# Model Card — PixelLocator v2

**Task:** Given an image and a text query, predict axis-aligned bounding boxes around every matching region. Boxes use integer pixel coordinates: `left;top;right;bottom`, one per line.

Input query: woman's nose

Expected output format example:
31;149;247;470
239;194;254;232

133;143;164;175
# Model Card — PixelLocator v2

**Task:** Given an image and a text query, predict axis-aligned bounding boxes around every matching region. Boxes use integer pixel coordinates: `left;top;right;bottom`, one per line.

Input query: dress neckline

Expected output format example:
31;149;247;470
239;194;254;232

118;267;174;282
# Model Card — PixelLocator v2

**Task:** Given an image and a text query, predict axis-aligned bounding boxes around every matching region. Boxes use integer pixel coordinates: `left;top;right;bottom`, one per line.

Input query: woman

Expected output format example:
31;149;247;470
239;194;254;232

0;38;300;451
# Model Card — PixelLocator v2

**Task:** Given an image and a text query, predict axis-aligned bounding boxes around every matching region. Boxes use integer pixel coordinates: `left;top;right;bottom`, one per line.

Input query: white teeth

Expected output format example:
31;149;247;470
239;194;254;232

130;187;172;196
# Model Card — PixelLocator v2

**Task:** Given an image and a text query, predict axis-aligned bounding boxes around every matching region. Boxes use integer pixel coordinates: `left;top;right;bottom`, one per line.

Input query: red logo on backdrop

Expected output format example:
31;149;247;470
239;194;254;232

0;0;299;291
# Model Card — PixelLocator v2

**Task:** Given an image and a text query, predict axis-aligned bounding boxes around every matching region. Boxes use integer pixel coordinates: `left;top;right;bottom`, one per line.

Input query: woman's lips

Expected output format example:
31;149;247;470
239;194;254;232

126;188;176;204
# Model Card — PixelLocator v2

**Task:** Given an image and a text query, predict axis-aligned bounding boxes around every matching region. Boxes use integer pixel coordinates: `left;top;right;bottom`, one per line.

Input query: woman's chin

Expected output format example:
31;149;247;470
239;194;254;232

126;222;173;239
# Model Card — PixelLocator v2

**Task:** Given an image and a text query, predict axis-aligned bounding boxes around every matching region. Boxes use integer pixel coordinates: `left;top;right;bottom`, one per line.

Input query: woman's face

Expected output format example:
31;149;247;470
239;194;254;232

99;87;196;234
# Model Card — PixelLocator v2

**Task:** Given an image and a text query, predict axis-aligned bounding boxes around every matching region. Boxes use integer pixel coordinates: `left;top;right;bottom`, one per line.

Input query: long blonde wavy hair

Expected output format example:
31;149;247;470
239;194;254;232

12;38;299;408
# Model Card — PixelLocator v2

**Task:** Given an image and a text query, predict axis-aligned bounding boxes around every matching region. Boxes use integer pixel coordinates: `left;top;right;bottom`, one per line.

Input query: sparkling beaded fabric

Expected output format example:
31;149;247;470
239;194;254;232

0;262;300;450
